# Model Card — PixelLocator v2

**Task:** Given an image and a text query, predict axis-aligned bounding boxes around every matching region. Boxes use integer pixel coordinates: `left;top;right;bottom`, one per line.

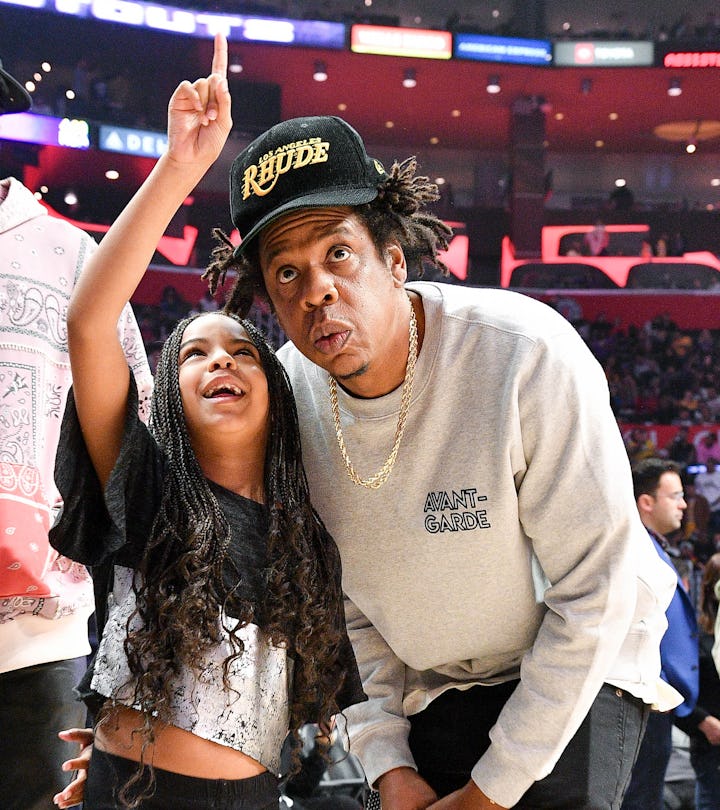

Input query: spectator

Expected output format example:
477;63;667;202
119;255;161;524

669;230;686;257
655;232;669;257
622;458;698;810
670;333;694;361
697;329;715;355
665;426;697;467
563;239;583;257
669;12;693;39
677;389;701;422
583;219;609;256
634;382;660;421
158;283;190;330
706;389;720;422
617;371;639;417
625;427;658;465
697;432;720;467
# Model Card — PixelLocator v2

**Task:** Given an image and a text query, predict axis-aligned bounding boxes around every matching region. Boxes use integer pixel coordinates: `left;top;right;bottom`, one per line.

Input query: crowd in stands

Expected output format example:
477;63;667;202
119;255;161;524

569;312;720;427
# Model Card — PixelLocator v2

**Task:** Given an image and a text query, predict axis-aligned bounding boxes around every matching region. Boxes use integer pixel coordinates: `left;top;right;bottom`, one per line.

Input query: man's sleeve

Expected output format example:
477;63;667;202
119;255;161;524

342;595;416;788
471;325;659;806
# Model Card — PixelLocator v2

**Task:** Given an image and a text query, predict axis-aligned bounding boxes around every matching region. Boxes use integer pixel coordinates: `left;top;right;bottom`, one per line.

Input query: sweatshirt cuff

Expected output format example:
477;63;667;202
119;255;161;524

471;745;536;809
349;720;416;789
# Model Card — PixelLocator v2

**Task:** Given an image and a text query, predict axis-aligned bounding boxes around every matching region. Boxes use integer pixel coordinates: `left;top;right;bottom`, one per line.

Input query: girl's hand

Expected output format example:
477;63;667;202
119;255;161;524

53;727;95;808
166;32;232;167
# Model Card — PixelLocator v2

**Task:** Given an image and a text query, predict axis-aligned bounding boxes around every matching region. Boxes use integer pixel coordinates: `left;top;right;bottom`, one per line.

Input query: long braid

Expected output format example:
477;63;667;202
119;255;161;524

243;321;346;730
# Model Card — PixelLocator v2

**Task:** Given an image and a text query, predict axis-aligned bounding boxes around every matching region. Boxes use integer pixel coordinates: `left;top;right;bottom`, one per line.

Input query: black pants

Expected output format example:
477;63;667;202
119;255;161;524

619;710;673;810
0;657;87;810
85;748;280;809
408;681;649;809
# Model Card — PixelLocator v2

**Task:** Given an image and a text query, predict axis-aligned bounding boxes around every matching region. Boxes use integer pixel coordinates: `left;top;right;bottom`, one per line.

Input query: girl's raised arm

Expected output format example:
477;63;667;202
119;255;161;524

66;34;231;486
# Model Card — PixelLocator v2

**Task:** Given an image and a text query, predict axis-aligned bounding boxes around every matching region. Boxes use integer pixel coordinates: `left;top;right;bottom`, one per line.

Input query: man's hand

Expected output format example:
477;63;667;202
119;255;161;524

53;727;94;808
428;780;507;810
377;767;438;810
699;715;720;745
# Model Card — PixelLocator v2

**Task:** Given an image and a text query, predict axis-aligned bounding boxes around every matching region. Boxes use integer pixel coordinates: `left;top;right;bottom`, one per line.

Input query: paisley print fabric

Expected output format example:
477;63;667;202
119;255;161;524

0;177;152;621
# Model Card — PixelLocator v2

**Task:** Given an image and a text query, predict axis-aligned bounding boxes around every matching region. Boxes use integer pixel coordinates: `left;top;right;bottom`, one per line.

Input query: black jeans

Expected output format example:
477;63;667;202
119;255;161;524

85;748;280;809
408;681;649;809
0;657;87;810
619;710;673;810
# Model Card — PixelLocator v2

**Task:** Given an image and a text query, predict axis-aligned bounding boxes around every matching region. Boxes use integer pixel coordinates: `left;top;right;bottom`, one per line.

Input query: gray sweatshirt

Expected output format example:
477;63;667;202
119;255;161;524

278;283;676;807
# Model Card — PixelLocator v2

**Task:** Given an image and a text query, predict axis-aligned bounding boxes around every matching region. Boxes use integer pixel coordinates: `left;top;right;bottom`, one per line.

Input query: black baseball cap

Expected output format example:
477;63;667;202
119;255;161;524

0;59;32;114
229;115;389;258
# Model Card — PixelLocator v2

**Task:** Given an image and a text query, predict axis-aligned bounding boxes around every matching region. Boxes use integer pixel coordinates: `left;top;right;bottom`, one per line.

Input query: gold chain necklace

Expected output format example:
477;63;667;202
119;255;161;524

328;298;418;490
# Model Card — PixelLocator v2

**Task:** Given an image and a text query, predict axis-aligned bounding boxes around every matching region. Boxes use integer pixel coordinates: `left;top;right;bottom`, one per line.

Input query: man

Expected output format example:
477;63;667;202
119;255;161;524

664;425;697;467
696;431;720;468
210;115;678;809
0;61;152;810
621;458;699;810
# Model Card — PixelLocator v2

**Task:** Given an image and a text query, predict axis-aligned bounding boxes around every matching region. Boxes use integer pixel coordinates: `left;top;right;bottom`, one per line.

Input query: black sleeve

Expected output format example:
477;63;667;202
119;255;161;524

336;620;367;711
49;369;164;569
675;705;708;735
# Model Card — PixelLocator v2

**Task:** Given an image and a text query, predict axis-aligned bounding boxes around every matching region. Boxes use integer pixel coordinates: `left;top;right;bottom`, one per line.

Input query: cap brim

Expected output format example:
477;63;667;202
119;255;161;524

0;67;32;114
233;185;380;260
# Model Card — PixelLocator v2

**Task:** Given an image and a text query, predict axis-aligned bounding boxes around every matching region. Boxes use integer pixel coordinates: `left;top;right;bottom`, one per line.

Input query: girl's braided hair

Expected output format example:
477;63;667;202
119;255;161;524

203;157;453;317
107;313;348;806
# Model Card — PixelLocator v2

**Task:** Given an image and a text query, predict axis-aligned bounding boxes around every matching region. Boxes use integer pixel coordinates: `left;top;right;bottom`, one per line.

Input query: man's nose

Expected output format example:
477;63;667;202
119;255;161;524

302;267;339;311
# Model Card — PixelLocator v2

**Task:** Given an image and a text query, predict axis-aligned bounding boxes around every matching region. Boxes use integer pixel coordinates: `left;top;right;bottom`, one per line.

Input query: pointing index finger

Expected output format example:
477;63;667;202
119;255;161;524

211;32;228;79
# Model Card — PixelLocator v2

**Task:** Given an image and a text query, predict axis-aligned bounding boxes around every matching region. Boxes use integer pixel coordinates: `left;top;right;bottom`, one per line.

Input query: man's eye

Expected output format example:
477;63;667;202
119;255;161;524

278;267;298;284
329;247;350;262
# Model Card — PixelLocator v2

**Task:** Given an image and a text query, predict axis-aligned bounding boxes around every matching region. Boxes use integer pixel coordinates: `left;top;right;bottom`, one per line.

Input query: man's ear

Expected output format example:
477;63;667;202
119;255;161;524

386;243;407;287
637;492;654;517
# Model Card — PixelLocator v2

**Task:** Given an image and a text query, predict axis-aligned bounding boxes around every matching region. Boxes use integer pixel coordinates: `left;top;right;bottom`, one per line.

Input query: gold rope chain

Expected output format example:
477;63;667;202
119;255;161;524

328;298;418;490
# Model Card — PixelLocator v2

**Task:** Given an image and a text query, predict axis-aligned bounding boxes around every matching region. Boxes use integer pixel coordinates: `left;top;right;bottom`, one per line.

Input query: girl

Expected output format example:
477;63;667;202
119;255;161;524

49;34;364;809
